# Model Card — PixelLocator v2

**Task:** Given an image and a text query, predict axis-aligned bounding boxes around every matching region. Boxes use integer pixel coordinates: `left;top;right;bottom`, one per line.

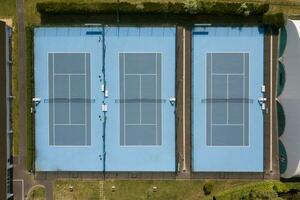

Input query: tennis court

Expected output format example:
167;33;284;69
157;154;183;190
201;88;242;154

119;53;162;146
34;27;176;172
105;28;176;171
205;52;250;146
192;26;264;172
48;53;91;146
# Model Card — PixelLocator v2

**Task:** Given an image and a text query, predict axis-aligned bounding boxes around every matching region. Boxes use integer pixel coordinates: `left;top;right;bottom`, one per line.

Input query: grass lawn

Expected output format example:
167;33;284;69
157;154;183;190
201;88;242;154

103;180;251;200
27;185;46;200
54;180;300;200
0;0;15;18
54;180;256;200
55;180;101;200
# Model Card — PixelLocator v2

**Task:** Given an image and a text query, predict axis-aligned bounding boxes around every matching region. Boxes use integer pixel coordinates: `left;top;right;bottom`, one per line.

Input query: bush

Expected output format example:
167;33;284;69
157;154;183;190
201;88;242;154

36;2;187;15
214;181;287;200
36;1;287;27
36;1;269;16
26;25;35;172
203;182;214;195
262;13;285;28
183;0;269;16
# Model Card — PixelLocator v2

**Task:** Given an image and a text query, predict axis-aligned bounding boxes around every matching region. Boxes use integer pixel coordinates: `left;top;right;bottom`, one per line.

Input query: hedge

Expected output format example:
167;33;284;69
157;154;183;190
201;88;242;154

183;1;269;16
204;181;300;200
262;13;285;28
26;25;35;172
36;2;186;15
36;1;269;16
210;181;290;200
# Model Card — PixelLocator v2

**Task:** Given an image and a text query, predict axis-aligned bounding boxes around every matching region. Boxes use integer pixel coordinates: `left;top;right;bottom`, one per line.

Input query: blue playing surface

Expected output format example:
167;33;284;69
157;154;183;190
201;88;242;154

192;26;264;172
34;27;176;171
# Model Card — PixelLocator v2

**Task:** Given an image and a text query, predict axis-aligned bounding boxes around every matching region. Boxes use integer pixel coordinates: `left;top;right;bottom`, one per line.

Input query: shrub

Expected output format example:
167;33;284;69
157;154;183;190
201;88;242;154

35;1;287;27
36;2;187;15
262;13;285;28
214;181;284;200
36;1;269;16
26;25;35;172
203;182;214;195
183;0;269;16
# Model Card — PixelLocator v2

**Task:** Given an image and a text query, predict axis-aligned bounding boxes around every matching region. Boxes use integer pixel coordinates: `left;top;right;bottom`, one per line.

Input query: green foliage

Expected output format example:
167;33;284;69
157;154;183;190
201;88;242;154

26;25;35;172
36;1;269;17
36;2;187;15
183;0;269;16
262;13;285;28
35;1;288;27
210;181;300;200
203;182;214;195
0;0;15;17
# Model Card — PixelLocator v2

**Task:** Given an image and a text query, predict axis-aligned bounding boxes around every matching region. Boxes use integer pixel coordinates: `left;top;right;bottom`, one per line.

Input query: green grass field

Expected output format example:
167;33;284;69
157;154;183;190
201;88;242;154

55;180;101;200
54;180;300;200
55;180;252;200
0;0;15;18
103;180;250;200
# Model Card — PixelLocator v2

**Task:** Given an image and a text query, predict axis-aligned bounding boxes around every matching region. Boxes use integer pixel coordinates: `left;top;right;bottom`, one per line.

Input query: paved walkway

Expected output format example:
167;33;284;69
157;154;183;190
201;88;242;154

14;0;53;199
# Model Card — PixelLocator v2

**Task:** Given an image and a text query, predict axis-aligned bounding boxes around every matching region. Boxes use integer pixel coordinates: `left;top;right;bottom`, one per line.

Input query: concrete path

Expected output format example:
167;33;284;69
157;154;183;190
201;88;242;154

14;0;54;199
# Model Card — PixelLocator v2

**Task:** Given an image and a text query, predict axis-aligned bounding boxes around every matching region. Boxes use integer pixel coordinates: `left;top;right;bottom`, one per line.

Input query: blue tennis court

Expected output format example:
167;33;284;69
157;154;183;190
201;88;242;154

192;26;264;172
34;27;176;171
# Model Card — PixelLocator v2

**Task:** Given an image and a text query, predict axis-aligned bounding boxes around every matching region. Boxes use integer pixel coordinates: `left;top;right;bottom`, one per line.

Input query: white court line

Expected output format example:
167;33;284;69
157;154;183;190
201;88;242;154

270;34;273;172
54;73;86;76
126;123;156;126
68;75;71;124
212;123;243;126
226;74;229;124
243;53;245;146
205;52;207;146
51;53;89;146
53;54;56;145
123;54;126;145
155;53;158;145
125;74;156;76
210;53;213;145
212;73;244;76
122;53;160;146
13;179;24;200
140;75;142;124
55;123;86;126
209;52;249;146
84;53;87;145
